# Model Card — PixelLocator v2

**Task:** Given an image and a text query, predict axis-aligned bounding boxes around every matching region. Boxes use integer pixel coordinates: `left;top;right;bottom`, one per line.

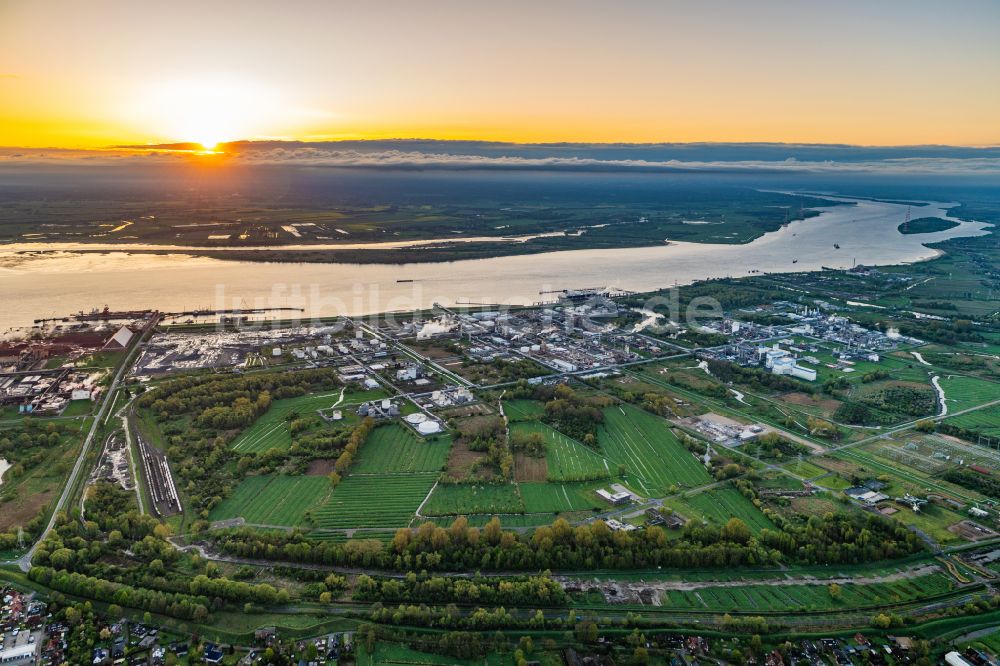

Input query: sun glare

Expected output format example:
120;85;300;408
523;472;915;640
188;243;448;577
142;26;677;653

133;78;285;148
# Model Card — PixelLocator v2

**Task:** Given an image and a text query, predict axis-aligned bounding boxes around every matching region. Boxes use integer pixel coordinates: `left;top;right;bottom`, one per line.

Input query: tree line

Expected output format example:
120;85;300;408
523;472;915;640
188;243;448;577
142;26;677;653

29;567;212;622
211;504;922;573
354;571;566;606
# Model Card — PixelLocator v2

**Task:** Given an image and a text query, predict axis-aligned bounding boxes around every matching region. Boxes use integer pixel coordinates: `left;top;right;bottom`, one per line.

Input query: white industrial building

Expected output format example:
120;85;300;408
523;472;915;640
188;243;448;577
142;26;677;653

104;325;135;350
596;488;631;505
945;652;975;666
761;344;817;381
550;359;578;373
396;365;419;381
770;355;817;381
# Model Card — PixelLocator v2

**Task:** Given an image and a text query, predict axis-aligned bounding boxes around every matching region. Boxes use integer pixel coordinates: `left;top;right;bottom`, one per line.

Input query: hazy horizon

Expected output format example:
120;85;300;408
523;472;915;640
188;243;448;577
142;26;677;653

2;0;999;149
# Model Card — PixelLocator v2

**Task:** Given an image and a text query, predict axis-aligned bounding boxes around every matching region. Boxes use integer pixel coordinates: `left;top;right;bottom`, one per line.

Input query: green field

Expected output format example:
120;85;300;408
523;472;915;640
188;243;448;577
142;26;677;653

357;642;507;666
519;482;605;513
883;501;967;545
61;399;94;417
503;399;545;422
212;468;438;530
966;627;1000;655
668;487;774;533
598;404;712;495
352;424;452;474
878;354;936;382
230;389;385;453
510;420;609;482
421;483;525;516
781;459;831;480
939;375;1000;413
945;404;1000;438
209;475;330;527
654;573;953;612
313;472;436;529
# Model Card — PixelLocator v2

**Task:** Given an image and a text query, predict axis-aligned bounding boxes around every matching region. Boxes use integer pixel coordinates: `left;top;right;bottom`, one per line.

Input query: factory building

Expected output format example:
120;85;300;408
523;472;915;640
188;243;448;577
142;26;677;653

762;344;817;382
770;355;817;381
596;488;632;505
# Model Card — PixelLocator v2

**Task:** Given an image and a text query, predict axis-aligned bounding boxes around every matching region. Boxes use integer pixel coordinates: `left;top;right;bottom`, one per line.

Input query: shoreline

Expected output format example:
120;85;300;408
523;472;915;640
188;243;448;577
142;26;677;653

0;195;990;332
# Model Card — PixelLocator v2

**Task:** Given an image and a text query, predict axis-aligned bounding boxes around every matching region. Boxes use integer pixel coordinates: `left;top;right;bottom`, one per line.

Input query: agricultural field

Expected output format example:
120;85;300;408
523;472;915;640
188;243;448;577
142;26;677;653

503;399;545;422
814;474;853;491
208;475;331;527
597;404;711;495
638;361;726;398
755;474;806;491
352;424;451;474
460;512;593;528
789;495;842;517
230;389;385;453
212;467;438;530
653;573;954;613
666;486;774;533
923;350;1000;381
519;482;606;513
313;472;437;529
876;353;938;383
357;642;508;666
510;421;609;482
772;392;842;420
421;482;524;516
945;405;1000;439
939;375;1000;413
780;459;830;480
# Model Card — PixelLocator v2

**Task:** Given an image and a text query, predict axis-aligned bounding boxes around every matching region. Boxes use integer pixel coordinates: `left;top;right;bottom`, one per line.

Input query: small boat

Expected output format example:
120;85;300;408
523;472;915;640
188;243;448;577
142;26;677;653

396;279;415;283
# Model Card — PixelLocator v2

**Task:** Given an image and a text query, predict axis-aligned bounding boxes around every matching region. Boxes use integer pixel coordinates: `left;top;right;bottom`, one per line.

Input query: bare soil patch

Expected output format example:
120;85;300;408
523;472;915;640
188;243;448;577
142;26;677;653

782;392;841;414
440;404;492;418
790;496;838;516
446;437;489;479
0;490;53;532
306;459;337;476
515;453;547;482
949;520;998;541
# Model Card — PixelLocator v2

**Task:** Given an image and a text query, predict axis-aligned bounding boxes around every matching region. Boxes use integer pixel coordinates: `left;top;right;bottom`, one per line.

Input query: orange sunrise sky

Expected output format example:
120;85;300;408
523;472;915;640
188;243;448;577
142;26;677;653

1;0;998;149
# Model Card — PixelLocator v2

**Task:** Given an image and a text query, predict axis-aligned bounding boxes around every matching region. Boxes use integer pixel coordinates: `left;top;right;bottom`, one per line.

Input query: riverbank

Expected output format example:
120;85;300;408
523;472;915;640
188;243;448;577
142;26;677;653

0;196;990;332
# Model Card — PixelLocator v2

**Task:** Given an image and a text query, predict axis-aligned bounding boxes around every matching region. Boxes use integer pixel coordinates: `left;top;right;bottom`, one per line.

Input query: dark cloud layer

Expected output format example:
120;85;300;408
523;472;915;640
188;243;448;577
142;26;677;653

2;140;999;175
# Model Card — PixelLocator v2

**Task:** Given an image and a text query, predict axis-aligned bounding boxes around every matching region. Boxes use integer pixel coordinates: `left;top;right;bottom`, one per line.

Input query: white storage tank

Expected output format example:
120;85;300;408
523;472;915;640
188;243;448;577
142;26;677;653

417;420;442;436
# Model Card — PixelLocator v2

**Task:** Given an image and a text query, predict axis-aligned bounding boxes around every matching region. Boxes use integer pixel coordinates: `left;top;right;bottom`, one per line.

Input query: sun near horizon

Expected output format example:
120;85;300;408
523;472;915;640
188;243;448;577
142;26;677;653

1;0;999;150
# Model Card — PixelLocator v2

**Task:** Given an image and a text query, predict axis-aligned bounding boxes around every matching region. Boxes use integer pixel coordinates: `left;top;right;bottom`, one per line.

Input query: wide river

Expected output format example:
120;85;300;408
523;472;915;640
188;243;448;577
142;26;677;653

0;195;990;332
